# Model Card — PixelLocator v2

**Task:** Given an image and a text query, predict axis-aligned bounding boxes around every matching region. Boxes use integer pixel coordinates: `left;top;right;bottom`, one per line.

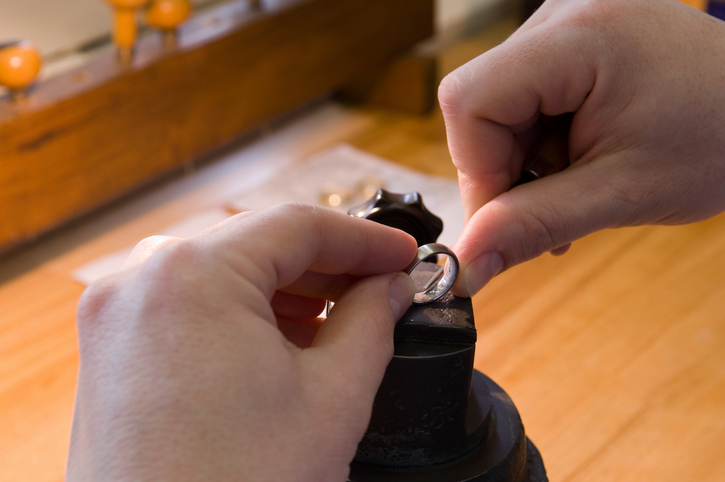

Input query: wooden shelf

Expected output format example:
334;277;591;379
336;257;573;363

0;0;433;253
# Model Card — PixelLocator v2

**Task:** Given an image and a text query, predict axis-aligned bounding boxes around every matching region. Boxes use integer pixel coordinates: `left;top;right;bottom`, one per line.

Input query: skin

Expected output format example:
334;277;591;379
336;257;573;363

68;1;725;478
66;204;417;481
440;0;725;297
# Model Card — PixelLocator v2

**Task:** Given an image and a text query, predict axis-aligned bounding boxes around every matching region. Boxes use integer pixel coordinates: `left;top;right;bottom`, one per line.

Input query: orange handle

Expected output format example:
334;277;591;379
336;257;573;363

113;8;137;49
0;41;42;91
145;0;192;30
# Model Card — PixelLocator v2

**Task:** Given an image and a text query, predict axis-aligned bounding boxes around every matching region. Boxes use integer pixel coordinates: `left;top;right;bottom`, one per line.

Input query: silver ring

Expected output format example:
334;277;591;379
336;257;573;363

404;243;459;304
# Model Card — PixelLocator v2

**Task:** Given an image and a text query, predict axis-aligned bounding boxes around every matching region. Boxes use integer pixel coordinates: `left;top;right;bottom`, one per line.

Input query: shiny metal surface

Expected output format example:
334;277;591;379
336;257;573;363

404;243;459;304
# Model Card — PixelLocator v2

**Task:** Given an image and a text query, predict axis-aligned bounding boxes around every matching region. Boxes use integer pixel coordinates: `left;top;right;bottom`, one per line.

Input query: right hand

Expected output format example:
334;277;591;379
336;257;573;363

439;0;725;296
67;205;417;482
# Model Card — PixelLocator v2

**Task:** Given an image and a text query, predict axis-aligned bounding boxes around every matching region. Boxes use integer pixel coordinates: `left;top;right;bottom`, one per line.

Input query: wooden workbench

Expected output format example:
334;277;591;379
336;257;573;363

2;15;724;482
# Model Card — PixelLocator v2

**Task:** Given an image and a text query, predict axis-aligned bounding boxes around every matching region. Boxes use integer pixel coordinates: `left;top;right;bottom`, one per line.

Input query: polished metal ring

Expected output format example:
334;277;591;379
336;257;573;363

404;243;459;304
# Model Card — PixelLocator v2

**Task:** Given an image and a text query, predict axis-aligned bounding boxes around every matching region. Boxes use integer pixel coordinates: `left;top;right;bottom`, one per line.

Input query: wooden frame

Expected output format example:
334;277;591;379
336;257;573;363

0;0;434;253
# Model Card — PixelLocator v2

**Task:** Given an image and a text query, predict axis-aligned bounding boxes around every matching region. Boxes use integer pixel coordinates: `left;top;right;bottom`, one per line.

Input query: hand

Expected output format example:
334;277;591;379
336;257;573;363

66;204;417;481
439;0;725;296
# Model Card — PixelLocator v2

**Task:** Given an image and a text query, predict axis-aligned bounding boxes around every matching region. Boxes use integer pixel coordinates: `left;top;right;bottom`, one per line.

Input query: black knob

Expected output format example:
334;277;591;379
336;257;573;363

348;189;443;246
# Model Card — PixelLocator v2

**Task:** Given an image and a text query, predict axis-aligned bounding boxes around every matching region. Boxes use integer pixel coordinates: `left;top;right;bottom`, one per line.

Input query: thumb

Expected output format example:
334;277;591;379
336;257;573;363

452;159;638;297
305;272;415;404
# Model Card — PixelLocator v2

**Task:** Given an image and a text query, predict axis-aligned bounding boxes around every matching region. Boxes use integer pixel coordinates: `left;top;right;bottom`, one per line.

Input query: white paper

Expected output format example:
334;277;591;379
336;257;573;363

73;144;464;286
228;144;464;247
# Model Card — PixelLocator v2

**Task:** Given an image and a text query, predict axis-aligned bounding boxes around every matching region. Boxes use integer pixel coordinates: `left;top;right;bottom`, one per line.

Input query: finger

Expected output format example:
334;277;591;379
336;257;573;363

438;15;599;220
189;210;256;238
197;204;418;300
550;243;571;256
304;272;415;405
277;316;324;349
452;157;639;297
271;291;327;320
278;271;358;301
123;235;183;269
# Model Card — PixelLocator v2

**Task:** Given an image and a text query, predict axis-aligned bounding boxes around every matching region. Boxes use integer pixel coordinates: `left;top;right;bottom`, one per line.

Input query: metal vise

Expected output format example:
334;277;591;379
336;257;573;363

347;190;548;481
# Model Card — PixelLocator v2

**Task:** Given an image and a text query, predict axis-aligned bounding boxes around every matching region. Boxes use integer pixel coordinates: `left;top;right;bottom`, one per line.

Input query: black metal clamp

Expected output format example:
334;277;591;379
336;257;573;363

347;190;548;482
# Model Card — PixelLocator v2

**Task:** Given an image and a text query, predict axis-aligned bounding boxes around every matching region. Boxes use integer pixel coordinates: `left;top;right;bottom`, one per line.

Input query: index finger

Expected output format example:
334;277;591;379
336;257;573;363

438;11;597;220
199;203;418;301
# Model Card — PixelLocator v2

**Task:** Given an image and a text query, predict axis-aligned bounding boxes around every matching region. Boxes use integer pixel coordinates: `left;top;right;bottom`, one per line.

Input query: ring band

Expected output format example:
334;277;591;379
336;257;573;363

404;243;459;304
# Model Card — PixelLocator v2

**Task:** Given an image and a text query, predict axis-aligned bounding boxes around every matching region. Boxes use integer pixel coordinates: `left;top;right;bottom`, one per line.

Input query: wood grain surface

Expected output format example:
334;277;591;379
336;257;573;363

2;12;724;482
0;0;433;253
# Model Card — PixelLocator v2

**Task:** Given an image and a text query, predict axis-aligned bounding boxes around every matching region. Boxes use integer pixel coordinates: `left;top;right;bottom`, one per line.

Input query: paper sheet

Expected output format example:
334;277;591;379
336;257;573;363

228;144;464;247
73;144;463;286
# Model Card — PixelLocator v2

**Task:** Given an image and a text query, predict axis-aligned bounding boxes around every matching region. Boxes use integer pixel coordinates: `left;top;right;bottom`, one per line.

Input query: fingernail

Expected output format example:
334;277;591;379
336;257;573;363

389;272;415;320
461;251;504;297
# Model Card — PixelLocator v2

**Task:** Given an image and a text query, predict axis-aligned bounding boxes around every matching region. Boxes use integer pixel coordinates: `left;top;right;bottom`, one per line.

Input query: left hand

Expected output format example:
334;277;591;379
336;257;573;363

439;0;725;296
66;204;417;481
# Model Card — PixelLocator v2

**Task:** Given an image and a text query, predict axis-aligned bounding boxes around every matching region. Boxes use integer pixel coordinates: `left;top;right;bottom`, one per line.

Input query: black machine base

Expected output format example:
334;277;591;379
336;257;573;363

349;371;547;482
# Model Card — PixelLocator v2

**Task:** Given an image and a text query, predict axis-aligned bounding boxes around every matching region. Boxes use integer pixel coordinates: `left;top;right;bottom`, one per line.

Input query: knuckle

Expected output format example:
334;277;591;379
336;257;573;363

148;237;195;266
559;0;616;28
607;182;643;207
269;202;327;235
132;234;168;252
140;239;203;287
438;70;467;115
601;177;649;225
516;209;559;261
76;277;117;327
274;202;319;218
273;199;324;223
